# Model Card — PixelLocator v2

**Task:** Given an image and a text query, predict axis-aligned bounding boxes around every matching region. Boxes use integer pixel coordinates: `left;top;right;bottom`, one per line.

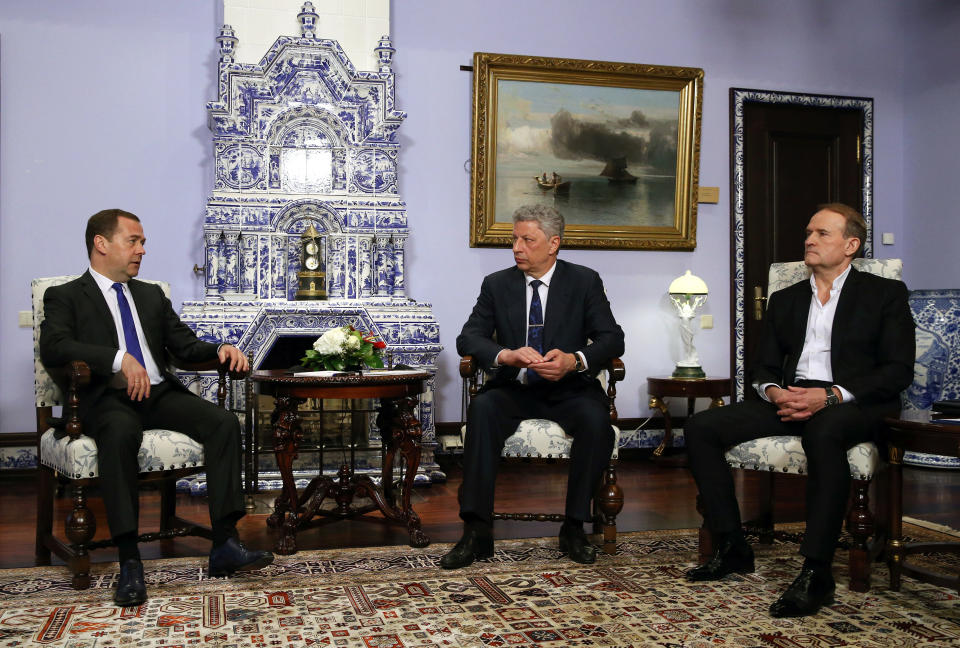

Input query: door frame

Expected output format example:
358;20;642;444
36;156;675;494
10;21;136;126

730;89;874;400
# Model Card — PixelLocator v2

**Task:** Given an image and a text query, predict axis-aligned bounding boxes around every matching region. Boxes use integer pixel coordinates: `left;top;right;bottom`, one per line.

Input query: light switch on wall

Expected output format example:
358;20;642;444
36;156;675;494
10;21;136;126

700;314;713;329
882;232;895;245
18;311;33;327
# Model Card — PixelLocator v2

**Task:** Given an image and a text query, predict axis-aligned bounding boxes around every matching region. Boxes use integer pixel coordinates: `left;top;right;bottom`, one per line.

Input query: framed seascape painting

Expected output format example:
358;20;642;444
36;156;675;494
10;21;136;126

470;52;703;250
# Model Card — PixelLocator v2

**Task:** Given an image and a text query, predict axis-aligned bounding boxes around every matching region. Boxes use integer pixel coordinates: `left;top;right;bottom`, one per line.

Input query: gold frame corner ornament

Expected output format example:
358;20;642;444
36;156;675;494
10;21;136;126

469;52;703;250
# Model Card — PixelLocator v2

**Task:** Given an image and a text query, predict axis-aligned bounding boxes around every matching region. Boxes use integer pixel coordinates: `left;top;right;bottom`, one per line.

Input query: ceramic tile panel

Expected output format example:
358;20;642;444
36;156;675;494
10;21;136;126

180;5;441;473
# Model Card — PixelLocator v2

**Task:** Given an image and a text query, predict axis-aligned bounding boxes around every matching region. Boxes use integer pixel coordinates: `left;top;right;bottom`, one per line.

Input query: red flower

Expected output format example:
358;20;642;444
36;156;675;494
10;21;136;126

373;340;387;349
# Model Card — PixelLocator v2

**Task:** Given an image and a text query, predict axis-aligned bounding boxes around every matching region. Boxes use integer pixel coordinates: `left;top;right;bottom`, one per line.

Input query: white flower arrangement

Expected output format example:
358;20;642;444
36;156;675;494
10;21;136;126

301;325;386;371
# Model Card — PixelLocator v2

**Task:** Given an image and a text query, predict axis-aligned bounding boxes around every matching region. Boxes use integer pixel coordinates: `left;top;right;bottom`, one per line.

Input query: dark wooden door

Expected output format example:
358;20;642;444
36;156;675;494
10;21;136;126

739;100;864;393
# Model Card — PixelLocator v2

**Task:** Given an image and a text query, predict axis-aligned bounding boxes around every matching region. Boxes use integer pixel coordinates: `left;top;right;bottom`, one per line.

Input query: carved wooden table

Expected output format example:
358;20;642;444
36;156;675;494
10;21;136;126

884;411;960;592
647;376;731;466
251;369;431;554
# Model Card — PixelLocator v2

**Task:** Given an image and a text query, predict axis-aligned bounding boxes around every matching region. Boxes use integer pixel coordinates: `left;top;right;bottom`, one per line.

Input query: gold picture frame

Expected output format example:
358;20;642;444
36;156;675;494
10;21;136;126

470;52;703;250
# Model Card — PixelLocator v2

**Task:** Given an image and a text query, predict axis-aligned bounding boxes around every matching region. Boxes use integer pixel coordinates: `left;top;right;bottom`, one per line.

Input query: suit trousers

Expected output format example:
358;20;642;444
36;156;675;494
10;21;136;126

84;381;245;539
685;399;874;562
460;381;614;525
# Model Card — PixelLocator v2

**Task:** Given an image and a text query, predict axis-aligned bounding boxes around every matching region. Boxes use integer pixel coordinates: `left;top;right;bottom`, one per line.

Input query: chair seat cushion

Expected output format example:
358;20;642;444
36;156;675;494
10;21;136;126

461;420;620;460
40;427;205;479
724;436;878;480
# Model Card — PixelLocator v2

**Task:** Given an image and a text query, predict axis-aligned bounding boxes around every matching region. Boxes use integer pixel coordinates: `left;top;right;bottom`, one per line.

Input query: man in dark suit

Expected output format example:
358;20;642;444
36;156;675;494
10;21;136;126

684;203;915;617
39;209;273;607
442;205;625;569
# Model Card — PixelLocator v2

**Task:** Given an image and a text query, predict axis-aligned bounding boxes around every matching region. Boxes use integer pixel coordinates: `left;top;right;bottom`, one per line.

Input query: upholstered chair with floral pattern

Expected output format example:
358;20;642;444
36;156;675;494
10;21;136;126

712;259;902;593
459;356;625;555
33;275;244;589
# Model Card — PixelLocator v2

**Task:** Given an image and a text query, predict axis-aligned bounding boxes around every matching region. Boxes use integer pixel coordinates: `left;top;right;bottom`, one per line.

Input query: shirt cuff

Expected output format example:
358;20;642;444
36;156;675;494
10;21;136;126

834;385;855;403
112;350;124;373
755;382;780;402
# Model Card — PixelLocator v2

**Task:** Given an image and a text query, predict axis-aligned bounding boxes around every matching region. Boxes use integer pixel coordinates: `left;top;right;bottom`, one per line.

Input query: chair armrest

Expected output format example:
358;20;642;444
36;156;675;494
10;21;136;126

171;357;249;409
44;360;91;440
459;355;478;379
602;357;625;422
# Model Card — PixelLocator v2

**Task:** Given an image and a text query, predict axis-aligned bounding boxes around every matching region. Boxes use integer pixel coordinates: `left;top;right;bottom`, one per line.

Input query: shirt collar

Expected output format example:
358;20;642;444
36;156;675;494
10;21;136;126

89;266;124;294
526;261;557;288
808;263;852;295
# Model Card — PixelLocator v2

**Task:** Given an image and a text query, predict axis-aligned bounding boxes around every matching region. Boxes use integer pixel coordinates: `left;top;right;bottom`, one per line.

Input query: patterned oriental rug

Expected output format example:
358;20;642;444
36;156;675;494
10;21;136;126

0;524;958;648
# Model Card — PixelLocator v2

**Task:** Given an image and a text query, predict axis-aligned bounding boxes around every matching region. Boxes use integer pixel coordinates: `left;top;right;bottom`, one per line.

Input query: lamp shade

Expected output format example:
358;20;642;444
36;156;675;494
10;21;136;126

668;270;708;295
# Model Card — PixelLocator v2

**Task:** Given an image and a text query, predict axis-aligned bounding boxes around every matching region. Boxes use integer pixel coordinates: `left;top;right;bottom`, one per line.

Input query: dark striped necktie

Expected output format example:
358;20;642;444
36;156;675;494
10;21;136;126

527;279;544;384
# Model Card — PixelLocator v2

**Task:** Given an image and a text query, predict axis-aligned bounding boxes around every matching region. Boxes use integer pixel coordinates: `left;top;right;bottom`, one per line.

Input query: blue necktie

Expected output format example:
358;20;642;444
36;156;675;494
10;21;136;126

112;283;145;367
527;279;544;384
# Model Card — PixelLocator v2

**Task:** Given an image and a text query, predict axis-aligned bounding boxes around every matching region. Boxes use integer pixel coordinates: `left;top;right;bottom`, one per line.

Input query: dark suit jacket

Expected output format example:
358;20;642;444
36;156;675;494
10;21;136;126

39;271;219;420
751;266;915;421
456;259;625;397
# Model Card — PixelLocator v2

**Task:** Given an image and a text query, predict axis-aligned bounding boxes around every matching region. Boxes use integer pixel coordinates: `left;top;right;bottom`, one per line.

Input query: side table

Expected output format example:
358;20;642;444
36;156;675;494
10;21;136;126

251;369;431;555
647;376;731;465
884;411;960;592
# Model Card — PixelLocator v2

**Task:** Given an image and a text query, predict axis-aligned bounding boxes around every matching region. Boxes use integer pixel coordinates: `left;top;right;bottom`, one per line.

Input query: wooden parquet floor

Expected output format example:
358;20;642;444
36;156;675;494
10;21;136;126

2;456;958;569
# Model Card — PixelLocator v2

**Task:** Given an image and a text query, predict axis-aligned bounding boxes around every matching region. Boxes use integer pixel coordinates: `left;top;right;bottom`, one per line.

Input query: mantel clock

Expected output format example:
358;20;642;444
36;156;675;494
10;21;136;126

295;224;326;300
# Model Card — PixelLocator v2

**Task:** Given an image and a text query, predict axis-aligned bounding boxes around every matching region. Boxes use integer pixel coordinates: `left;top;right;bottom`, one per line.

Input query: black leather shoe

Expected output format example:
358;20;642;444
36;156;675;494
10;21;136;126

769;566;835;618
685;537;755;581
558;524;597;564
208;537;275;577
113;558;147;607
440;527;494;569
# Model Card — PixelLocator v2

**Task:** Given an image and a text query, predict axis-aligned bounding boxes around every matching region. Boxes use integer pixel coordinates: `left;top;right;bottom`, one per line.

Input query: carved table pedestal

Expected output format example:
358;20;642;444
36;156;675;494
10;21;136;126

251;370;431;554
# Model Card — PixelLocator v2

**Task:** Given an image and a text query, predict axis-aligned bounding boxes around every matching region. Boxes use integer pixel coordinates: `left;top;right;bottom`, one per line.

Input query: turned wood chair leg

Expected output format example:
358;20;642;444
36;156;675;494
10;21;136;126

64;484;95;590
596;461;623;555
160;478;177;532
846;478;873;593
757;471;775;544
35;467;54;564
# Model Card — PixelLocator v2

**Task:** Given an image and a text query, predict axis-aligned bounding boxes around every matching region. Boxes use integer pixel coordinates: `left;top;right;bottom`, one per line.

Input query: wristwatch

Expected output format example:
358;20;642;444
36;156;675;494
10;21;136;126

573;353;584;372
824;387;840;407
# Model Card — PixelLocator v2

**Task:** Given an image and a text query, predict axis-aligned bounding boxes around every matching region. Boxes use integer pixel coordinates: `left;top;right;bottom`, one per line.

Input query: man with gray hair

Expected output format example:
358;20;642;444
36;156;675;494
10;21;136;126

442;205;624;569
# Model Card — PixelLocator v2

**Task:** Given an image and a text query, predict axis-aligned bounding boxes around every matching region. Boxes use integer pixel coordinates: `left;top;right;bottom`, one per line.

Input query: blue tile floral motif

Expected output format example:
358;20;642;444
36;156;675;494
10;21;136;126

177;5;442;473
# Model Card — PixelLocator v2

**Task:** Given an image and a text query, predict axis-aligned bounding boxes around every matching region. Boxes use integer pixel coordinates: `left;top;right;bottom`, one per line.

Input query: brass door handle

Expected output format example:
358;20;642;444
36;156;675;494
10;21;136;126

754;286;767;320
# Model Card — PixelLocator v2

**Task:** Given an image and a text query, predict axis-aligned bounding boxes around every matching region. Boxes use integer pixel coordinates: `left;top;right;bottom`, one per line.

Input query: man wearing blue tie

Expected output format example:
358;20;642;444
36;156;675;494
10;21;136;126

442;205;625;569
39;209;273;607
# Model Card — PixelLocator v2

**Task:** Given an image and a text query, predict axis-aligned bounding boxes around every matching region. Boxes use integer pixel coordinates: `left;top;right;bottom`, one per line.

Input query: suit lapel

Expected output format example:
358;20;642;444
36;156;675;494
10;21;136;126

505;268;526;347
127;280;163;367
543;260;568;348
831;266;860;361
79;271;119;347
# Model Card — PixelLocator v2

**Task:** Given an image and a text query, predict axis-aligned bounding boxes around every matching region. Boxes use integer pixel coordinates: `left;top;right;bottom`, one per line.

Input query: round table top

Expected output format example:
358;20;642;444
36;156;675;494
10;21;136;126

647;375;731;397
251;368;430;385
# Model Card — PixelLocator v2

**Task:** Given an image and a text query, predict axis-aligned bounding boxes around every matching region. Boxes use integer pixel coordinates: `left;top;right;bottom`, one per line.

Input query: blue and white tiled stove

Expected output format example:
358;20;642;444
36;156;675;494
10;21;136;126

902;289;960;468
177;4;442;488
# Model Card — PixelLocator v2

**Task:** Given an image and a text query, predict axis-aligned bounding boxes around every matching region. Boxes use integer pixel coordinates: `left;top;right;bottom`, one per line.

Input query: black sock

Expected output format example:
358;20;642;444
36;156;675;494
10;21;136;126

802;556;831;572
462;513;492;537
561;517;584;532
212;519;238;548
114;532;140;564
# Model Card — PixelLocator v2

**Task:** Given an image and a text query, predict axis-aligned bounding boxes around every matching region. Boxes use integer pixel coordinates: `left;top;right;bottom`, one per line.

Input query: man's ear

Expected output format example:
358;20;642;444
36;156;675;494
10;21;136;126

93;234;108;255
845;236;861;257
549;235;561;255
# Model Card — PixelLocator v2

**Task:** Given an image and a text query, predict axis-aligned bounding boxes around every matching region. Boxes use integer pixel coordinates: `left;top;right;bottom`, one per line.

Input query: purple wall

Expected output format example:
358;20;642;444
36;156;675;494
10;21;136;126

1;0;951;435
902;1;960;288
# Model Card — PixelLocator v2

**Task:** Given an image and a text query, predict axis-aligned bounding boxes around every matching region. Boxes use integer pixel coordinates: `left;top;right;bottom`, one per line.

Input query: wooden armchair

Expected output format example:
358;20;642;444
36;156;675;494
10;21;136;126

32;275;246;589
698;258;904;592
459;356;626;554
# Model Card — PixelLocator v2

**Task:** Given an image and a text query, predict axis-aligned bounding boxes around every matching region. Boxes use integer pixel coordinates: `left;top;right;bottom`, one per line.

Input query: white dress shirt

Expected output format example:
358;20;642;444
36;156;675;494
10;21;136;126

89;267;165;385
756;265;854;403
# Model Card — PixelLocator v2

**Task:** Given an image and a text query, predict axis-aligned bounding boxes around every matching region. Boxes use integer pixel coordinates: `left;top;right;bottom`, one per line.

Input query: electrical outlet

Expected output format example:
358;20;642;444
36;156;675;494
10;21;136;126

18;311;33;328
700;314;713;329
